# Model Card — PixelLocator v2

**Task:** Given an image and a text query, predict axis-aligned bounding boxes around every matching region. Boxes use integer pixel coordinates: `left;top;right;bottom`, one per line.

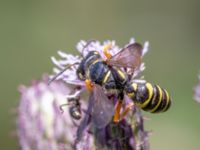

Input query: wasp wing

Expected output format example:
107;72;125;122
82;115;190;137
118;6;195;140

107;43;143;70
91;84;115;129
75;92;93;142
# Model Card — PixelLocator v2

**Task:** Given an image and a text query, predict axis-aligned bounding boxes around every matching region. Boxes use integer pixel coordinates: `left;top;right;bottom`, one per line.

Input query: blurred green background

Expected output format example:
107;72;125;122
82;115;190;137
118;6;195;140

0;0;200;149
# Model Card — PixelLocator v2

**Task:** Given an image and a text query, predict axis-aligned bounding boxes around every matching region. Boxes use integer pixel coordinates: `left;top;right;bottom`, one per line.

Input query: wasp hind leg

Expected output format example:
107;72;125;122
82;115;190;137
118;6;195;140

120;102;134;121
113;92;124;123
113;100;122;123
113;98;134;123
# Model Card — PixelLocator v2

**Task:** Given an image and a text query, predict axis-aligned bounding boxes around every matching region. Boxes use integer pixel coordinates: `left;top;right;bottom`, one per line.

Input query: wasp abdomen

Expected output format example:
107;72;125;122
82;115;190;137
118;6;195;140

125;82;171;113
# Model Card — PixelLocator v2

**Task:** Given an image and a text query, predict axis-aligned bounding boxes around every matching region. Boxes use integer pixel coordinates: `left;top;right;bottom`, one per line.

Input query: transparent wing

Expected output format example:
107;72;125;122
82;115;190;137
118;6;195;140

107;43;142;70
75;84;115;142
91;84;115;129
76;93;93;142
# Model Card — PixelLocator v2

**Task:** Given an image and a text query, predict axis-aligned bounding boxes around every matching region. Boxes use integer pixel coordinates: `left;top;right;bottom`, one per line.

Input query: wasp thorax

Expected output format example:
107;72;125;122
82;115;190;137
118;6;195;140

89;61;109;85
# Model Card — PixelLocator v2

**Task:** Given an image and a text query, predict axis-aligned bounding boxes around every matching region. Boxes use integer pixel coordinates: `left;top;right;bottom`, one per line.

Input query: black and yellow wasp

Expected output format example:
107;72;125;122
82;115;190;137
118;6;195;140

49;40;171;130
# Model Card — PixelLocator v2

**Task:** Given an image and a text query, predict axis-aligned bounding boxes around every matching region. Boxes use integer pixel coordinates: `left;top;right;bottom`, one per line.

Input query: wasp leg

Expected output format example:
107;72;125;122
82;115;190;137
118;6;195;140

120;102;134;121
113;100;122;123
85;79;93;91
103;43;112;59
113;92;124;123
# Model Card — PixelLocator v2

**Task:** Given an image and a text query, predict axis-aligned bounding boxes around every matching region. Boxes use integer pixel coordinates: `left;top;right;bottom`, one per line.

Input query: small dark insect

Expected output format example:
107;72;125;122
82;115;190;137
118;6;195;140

60;96;82;120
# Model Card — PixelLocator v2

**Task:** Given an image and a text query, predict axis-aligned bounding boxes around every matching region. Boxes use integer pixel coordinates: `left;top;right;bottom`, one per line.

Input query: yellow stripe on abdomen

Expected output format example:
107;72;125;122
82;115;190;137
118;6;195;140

139;83;153;108
150;85;163;112
162;89;171;112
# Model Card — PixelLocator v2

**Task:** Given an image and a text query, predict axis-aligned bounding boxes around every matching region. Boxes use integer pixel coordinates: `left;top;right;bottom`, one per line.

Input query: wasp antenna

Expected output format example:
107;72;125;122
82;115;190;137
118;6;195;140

48;62;79;85
48;67;68;85
82;39;96;56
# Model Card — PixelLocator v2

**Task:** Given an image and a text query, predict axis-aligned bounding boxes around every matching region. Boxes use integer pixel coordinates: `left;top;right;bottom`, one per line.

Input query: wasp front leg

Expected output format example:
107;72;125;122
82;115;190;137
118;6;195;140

85;79;94;91
103;43;113;59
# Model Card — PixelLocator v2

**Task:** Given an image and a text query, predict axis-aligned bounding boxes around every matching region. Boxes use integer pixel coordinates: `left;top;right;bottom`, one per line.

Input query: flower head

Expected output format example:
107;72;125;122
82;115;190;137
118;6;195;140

17;38;152;150
17;75;94;150
194;75;200;103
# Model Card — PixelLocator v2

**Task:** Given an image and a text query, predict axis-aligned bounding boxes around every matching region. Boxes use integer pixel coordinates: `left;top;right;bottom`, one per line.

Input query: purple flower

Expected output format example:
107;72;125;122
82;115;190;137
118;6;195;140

194;75;200;103
17;75;94;150
49;38;150;150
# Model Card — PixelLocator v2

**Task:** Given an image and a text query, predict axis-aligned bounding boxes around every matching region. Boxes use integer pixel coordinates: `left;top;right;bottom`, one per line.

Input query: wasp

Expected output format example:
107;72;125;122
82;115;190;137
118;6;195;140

49;40;171;131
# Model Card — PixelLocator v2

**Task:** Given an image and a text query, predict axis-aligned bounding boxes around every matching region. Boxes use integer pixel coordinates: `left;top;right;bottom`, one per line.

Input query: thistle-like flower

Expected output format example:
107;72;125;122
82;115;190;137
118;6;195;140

194;75;200;103
50;39;150;150
17;76;94;150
